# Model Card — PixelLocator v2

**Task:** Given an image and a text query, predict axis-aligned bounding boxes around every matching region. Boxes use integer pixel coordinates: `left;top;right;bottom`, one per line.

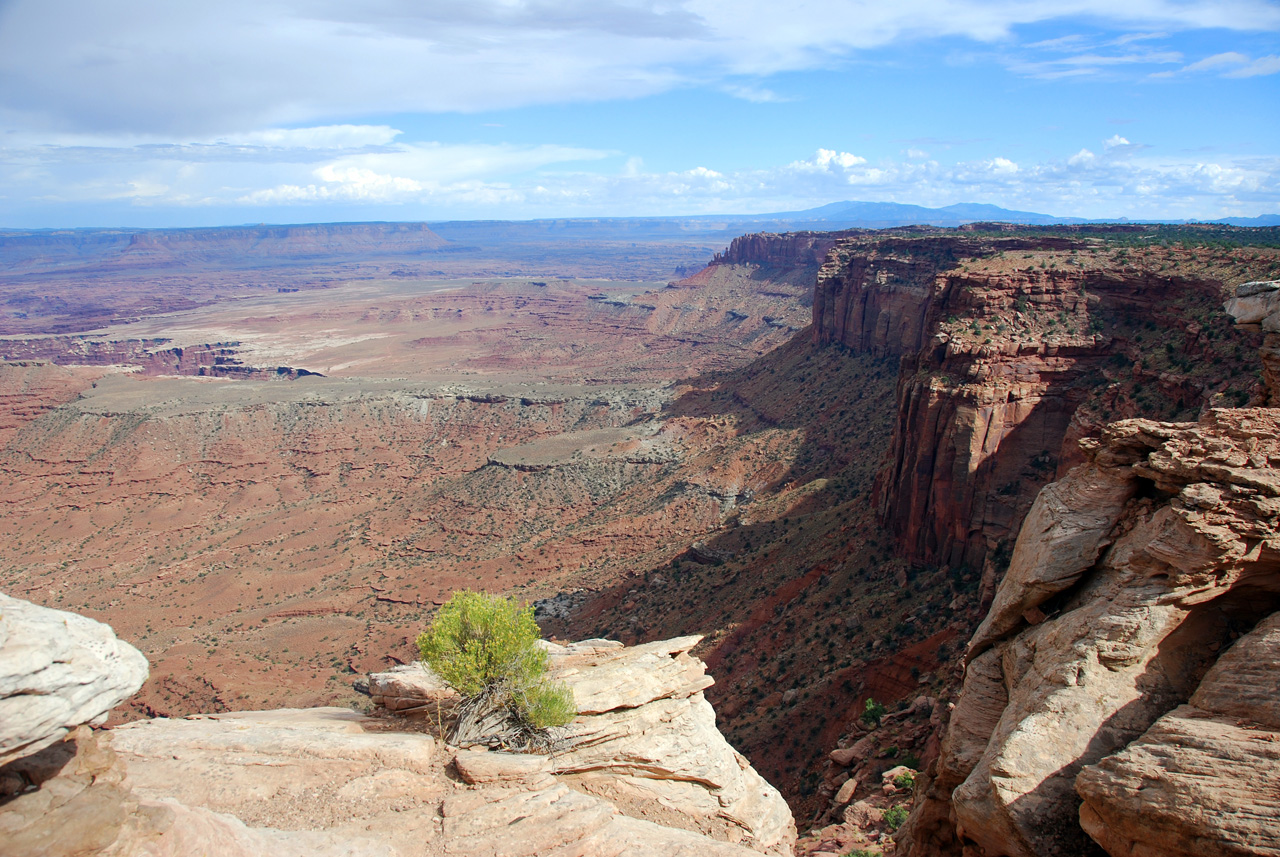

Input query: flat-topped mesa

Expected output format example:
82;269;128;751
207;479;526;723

0;337;321;380
712;231;855;269
810;232;1259;572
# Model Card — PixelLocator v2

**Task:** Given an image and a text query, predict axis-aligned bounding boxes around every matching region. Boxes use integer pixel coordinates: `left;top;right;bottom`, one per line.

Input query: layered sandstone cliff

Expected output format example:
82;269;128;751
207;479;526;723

896;281;1280;857
811;233;1266;573
713;231;855;269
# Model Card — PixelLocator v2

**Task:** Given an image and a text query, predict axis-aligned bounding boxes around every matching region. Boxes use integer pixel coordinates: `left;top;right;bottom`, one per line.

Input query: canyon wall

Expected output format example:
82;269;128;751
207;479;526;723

810;233;1263;573
895;281;1280;857
713;231;855;269
1;338;318;379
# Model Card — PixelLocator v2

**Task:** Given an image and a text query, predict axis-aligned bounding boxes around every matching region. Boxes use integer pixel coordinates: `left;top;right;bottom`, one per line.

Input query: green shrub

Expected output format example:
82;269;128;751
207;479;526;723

417;591;575;748
894;770;917;790
883;804;909;831
861;697;887;727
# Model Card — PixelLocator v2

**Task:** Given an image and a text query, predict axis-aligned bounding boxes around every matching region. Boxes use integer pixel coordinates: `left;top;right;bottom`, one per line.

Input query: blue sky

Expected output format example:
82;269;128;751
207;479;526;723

1;1;1278;227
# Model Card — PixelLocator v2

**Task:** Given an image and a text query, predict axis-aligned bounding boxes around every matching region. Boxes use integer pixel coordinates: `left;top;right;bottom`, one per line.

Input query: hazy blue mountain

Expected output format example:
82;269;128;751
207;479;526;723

1213;214;1280;227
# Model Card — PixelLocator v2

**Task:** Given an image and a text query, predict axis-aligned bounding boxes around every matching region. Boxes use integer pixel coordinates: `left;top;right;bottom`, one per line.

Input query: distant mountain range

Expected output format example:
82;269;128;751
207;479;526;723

425;201;1278;243
3;203;1275;270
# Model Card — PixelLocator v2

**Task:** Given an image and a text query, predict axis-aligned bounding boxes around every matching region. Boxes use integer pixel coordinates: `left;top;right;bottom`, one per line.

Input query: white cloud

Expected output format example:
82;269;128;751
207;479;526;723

1225;54;1280;77
1068;148;1096;166
1174;50;1280;78
1104;134;1131;149
722;83;790;103
218;125;403;149
792;149;868;171
3;137;1279;220
987;157;1019;174
2;0;1279;136
1183;51;1251;71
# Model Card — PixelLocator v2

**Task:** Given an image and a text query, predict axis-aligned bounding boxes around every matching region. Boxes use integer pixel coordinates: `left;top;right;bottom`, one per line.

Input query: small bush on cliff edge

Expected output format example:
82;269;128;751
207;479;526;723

416;590;575;749
861;697;886;727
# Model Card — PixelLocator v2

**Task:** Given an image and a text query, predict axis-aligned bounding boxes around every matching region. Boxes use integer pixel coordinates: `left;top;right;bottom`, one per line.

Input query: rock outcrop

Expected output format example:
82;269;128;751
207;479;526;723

0;595;789;857
368;635;796;854
1075;612;1280;857
0;593;148;765
1224;279;1280;402
900;407;1280;856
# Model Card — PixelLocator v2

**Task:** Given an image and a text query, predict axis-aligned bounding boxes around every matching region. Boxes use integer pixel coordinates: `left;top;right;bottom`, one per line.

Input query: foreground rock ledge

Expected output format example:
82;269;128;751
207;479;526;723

0;597;792;857
368;635;796;855
1076;611;1280;857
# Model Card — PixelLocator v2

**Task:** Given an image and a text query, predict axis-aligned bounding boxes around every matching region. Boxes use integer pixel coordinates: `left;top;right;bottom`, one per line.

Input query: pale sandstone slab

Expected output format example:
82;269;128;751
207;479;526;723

367;635;795;855
441;780;762;857
1077;612;1280;857
110;707;440;826
548;635;714;713
367;662;458;714
0;592;149;765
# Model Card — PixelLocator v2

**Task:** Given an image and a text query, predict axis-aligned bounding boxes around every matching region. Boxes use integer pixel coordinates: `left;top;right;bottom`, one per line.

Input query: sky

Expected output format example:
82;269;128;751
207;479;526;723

1;0;1278;228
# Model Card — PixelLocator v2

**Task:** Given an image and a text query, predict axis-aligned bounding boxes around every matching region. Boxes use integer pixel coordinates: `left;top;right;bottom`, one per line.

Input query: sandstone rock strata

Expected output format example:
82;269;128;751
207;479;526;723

0;593;148;765
1224;279;1280;401
810;234;1256;570
713;231;851;269
0;600;786;857
901;409;1280;857
368;635;796;855
1076;611;1280;857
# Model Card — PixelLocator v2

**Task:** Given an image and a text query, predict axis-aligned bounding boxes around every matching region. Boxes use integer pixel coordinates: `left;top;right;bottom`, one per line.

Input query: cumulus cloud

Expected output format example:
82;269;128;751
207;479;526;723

3;136;1278;221
792;149;868;171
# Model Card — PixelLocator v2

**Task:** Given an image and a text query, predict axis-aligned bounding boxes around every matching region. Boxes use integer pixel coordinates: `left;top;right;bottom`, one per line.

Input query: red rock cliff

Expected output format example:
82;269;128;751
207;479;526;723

809;233;1267;573
713;231;856;269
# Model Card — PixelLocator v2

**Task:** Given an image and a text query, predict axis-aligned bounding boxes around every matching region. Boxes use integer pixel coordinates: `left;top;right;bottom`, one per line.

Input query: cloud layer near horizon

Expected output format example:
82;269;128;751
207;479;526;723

5;130;1275;221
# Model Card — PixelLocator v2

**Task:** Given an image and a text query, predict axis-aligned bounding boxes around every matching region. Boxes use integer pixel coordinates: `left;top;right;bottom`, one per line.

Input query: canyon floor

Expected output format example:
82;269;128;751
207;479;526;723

2;221;1277;836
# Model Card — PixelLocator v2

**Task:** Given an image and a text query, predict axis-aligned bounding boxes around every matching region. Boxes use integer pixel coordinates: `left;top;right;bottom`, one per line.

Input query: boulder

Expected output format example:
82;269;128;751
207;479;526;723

842;799;883;829
365;662;458;715
0;592;148;765
829;736;875;766
833;777;859;806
